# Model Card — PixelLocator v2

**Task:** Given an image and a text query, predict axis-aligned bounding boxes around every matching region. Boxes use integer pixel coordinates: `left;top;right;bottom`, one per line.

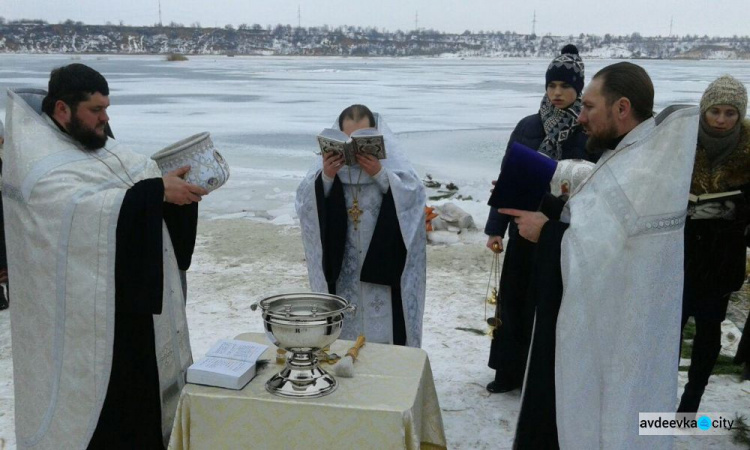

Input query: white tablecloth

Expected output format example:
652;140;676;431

169;332;447;450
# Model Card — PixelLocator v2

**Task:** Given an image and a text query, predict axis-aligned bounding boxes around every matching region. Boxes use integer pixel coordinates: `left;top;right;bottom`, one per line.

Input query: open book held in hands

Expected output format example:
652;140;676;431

187;339;268;390
688;190;743;206
317;128;386;166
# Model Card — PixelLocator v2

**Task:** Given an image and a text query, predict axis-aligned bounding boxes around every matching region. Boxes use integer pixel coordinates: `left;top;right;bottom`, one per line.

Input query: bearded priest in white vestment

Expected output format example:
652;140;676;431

4;64;206;449
503;63;697;449
296;105;426;347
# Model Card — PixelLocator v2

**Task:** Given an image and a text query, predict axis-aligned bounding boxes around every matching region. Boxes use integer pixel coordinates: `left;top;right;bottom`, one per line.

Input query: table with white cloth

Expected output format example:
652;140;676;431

168;332;447;450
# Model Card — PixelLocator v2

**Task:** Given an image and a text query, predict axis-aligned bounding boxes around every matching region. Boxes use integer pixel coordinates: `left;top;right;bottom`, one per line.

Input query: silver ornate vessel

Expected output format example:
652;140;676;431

151;132;230;192
251;293;355;398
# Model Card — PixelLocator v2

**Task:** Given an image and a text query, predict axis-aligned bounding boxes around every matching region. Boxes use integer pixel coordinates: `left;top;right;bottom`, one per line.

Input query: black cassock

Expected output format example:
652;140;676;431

315;174;408;345
513;194;568;450
487;232;536;387
87;178;197;450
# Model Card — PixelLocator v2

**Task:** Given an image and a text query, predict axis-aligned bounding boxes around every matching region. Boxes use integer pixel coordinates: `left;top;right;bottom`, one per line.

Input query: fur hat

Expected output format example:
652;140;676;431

546;44;585;95
700;75;747;121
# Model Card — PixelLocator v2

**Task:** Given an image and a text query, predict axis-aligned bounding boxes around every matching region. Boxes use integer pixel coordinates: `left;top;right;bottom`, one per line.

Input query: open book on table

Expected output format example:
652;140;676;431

317;128;387;166
186;339;268;390
688;190;743;206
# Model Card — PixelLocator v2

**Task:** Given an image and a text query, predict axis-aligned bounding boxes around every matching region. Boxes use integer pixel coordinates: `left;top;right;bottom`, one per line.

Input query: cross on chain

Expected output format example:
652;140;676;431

348;199;363;230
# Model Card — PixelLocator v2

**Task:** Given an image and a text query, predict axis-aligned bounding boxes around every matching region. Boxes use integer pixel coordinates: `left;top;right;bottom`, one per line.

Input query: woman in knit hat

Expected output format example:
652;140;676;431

483;44;597;395
678;75;750;412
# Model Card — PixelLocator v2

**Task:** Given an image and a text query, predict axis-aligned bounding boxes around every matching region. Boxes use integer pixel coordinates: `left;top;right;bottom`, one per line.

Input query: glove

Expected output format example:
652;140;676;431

688;200;736;220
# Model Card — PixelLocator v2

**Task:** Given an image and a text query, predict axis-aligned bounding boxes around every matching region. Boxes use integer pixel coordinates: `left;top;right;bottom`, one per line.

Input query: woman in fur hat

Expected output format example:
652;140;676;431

483;44;598;394
679;75;750;412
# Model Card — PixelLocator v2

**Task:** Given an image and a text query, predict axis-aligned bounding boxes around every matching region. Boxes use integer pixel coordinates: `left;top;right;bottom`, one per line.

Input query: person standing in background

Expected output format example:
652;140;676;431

484;44;595;393
679;75;750;411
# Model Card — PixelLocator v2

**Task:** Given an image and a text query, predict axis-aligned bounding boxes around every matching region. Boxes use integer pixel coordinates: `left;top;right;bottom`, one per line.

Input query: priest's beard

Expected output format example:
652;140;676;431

585;117;619;156
68;114;108;151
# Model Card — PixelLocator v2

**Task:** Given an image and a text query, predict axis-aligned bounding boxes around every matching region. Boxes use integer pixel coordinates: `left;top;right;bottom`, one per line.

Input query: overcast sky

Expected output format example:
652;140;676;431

0;0;746;37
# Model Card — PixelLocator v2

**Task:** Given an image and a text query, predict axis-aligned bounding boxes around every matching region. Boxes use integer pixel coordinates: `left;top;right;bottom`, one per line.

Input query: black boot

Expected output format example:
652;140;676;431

677;387;705;413
678;323;722;413
486;370;522;393
486;380;522;393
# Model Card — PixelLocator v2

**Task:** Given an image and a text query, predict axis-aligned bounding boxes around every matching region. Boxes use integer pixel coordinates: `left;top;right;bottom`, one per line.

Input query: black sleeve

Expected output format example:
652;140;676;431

484;124;525;237
537;220;568;260
163;202;198;270
316;174;348;291
361;189;407;286
736;184;750;248
115;178;165;315
539;193;567;221
484;207;510;237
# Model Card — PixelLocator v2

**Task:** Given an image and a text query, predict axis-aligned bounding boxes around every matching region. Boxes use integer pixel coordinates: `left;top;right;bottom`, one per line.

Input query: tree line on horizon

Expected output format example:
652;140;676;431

1;17;748;40
1;18;749;58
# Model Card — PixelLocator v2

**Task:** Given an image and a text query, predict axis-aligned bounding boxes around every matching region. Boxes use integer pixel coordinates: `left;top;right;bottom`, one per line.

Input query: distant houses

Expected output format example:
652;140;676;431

0;21;748;59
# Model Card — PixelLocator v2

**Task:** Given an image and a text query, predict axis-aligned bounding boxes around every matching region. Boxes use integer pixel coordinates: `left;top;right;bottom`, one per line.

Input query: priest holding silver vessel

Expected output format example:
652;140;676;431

5;63;208;449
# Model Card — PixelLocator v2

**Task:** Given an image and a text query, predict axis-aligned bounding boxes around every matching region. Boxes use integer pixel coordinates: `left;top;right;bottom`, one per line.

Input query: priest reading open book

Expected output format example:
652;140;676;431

297;104;426;347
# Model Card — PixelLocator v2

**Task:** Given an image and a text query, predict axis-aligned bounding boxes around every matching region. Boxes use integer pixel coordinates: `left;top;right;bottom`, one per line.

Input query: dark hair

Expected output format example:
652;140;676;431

42;63;109;116
592;62;654;122
338;104;376;130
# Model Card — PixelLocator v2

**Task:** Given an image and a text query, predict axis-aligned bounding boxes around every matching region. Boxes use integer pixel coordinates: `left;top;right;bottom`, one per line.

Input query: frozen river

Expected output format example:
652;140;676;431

1;54;749;222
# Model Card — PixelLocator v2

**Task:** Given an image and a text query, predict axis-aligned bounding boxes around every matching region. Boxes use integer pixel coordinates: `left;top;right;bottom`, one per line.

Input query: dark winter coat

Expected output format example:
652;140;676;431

684;118;750;321
484;112;593;238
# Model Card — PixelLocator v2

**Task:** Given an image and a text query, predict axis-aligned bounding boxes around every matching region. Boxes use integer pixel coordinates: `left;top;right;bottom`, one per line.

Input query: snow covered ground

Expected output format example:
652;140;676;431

0;219;750;450
1;220;748;449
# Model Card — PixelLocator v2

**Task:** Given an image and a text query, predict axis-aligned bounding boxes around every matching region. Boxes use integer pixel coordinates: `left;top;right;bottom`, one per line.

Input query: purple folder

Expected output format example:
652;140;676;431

487;142;558;211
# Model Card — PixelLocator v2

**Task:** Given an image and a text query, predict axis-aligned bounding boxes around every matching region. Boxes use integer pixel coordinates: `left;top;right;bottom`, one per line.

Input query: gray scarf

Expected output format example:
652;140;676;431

539;95;583;160
698;116;741;167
